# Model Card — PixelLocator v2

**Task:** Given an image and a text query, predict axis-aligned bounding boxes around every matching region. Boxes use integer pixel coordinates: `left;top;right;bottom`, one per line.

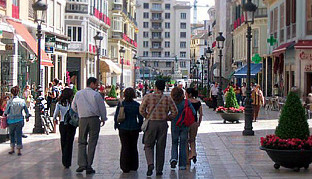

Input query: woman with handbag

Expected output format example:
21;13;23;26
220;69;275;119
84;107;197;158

4;86;30;156
53;88;76;169
114;88;143;173
170;87;196;170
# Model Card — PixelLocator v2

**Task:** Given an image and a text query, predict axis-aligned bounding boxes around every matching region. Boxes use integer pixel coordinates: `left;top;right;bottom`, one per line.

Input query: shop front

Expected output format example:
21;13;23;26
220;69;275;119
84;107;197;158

100;59;121;86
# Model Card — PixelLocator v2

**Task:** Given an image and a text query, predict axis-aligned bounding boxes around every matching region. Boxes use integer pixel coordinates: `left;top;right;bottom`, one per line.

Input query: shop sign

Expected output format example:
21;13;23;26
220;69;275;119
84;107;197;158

305;64;312;72
298;50;312;61
45;35;55;53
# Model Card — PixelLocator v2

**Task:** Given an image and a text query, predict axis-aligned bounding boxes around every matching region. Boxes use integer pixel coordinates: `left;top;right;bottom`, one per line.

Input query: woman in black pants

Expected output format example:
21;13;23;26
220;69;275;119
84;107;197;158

53;88;76;169
114;88;143;173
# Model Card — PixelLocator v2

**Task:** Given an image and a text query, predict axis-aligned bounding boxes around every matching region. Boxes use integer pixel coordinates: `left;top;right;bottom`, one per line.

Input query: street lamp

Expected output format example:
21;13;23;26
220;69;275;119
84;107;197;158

206;46;213;86
243;0;257;136
195;61;200;89
94;32;103;80
133;54;138;88
119;47;125;98
200;55;205;89
32;0;47;134
216;32;225;107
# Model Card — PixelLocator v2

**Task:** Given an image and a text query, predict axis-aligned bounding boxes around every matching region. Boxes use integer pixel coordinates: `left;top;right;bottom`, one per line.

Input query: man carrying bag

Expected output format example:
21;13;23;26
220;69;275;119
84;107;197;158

139;80;178;177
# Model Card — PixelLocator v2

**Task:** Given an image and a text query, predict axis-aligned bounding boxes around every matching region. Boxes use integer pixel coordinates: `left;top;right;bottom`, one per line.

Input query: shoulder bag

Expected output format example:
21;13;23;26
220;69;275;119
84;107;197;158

117;100;126;123
141;95;165;132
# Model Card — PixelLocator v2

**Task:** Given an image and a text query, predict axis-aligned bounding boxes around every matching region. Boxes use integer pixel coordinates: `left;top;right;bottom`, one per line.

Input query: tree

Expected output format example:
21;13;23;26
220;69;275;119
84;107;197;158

275;91;310;140
108;85;117;98
225;86;239;109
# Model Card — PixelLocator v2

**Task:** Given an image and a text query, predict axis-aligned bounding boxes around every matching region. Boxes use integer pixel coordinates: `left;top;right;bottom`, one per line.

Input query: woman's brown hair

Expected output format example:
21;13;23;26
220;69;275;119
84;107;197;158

124;88;136;102
11;86;19;96
171;87;184;104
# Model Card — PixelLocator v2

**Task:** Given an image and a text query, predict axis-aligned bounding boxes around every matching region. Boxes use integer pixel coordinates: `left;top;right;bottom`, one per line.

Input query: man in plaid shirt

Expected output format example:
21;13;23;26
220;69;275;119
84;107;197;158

139;80;178;177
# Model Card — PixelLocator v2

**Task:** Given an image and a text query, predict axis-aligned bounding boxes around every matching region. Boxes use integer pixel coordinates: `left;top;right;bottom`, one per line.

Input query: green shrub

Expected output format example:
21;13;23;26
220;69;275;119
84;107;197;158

275;91;310;140
201;86;208;97
108;85;117;98
225;86;239;109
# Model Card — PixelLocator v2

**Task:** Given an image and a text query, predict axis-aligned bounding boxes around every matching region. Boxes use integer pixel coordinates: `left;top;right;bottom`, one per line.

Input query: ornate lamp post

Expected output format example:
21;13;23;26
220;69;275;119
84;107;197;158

133;54;138;88
32;0;47;134
216;32;225;107
94;32;103;80
195;61;200;89
206;46;213;86
200;55;205;88
119;47;125;98
242;0;257;136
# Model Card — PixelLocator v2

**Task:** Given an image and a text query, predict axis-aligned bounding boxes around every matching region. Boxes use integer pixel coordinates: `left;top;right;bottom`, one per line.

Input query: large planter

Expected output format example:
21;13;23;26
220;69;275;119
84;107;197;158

260;146;312;171
105;100;119;107
219;112;243;123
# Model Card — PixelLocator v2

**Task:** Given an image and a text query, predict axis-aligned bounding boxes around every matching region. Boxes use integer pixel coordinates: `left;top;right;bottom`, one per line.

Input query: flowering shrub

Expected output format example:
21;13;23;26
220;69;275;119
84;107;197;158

261;135;312;150
216;106;244;113
105;97;118;101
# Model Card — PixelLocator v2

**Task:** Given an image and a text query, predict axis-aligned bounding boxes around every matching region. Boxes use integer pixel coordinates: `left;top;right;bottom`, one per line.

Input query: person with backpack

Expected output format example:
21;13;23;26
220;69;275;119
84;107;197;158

51;78;60;133
170;87;196;170
53;88;76;169
139;80;178;176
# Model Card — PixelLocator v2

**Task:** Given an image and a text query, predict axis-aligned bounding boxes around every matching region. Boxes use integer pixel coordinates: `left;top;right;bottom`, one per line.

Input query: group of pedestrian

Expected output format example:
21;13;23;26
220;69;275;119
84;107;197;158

114;80;203;176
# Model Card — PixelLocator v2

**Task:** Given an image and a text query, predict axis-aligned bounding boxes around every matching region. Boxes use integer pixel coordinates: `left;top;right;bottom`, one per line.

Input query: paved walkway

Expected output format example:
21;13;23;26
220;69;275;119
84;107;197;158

1;101;312;179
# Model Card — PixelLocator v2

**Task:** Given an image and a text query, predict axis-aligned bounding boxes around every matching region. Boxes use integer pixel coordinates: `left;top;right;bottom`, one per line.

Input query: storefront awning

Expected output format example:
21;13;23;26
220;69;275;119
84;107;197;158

234;63;262;78
294;40;312;49
100;59;121;75
272;41;295;56
7;19;53;67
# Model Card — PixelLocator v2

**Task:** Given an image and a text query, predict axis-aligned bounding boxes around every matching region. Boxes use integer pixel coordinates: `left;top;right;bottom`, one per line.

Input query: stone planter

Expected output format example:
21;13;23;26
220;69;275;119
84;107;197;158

260;146;312;172
219;112;243;123
105;100;119;107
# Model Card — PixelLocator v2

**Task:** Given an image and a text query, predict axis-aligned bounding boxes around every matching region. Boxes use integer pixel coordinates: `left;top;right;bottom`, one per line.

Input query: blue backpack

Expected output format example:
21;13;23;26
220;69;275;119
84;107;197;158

64;106;79;127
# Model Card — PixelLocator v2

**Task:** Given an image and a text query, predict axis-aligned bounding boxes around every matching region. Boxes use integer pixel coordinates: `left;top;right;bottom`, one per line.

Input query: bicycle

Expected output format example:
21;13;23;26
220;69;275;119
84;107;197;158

38;97;54;135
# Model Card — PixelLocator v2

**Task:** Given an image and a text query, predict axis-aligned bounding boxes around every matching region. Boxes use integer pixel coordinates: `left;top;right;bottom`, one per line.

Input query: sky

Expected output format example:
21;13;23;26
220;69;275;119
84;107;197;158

190;0;215;24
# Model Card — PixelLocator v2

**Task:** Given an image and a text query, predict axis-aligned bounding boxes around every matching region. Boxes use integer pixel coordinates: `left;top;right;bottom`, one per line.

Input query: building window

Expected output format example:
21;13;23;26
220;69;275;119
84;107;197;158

143;22;149;28
180;32;186;38
307;0;312;35
154;61;159;67
143;3;149;9
180;52;186;58
180;42;186;48
152;3;161;10
113;16;122;31
143;12;149;19
143;51;148;57
152;32;161;38
152;13;161;19
67;26;82;42
143;41;149;47
165;51;170;57
165;41;170;48
180;61;186;68
166;62;171;67
180;23;186;29
252;29;259;54
143;31;149;38
165;32;170;38
152;52;161;57
165;4;170;10
181;13;186;19
12;0;19;19
165;22;170;29
165;13;170;19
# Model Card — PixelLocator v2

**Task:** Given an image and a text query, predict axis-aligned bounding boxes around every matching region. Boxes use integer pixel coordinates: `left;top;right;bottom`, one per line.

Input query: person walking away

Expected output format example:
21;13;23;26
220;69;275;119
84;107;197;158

251;85;264;122
53;88;76;169
114;88;143;173
304;93;312;119
46;83;53;112
211;82;218;110
139;80;178;176
241;82;247;106
4;86;30;156
185;88;202;165
72;77;107;174
170;87;196;170
235;84;242;106
51;78;61;132
23;85;32;109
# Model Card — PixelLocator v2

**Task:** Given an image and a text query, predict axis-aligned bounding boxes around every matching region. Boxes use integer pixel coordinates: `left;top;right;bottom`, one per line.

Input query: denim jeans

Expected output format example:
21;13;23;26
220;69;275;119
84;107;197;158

171;126;188;168
9;121;24;149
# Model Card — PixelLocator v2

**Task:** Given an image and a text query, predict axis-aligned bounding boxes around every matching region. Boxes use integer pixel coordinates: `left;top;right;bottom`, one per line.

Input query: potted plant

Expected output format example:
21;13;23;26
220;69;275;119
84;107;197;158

260;91;312;172
105;85;119;107
216;87;244;123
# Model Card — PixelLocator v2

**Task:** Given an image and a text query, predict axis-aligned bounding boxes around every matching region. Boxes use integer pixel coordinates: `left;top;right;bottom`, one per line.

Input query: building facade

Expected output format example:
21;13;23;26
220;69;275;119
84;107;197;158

107;0;137;88
65;0;110;89
136;0;191;79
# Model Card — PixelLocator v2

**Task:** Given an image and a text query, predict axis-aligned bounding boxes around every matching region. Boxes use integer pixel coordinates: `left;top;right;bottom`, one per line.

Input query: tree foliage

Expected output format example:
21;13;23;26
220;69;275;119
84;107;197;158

108;85;117;98
275;91;310;140
225;86;239;109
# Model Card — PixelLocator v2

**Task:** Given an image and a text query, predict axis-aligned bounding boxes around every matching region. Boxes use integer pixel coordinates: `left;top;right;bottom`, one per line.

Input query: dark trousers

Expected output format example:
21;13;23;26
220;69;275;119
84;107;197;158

119;129;140;172
59;122;77;167
212;95;217;110
144;120;168;173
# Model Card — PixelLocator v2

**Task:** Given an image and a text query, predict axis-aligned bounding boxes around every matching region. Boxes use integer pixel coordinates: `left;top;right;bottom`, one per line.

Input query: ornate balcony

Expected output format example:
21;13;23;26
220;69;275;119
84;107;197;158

66;1;88;14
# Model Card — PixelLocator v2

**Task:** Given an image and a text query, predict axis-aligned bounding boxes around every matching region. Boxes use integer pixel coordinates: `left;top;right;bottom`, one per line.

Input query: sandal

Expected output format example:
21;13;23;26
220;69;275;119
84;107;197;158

8;151;15;155
17;153;22;156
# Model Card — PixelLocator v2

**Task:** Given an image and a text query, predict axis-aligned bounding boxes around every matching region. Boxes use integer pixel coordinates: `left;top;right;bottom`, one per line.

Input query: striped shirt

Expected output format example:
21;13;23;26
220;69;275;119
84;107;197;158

139;92;178;121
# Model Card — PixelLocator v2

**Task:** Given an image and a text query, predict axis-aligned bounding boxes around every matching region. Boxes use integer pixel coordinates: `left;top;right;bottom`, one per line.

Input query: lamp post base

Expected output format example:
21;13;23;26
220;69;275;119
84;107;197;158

242;129;255;136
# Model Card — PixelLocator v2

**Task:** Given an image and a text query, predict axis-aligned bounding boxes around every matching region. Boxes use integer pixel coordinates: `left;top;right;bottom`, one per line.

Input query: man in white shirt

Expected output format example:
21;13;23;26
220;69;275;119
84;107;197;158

211;82;219;110
72;77;107;174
